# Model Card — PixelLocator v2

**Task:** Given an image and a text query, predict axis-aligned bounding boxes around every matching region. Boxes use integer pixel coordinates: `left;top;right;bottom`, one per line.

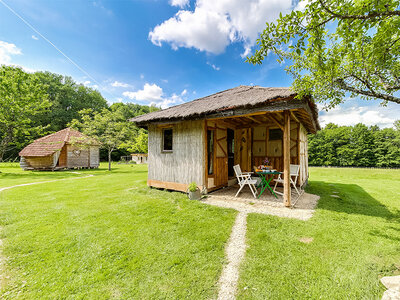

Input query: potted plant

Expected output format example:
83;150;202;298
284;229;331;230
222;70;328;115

188;182;201;200
263;157;272;170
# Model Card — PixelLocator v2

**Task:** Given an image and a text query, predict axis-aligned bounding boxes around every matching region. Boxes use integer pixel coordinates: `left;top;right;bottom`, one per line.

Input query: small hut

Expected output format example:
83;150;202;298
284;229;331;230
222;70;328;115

19;128;100;170
131;153;148;164
130;85;320;207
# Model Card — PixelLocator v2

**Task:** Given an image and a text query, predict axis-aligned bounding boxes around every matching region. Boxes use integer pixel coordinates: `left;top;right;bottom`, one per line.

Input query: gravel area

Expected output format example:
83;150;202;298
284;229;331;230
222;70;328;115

217;211;248;300
203;187;319;221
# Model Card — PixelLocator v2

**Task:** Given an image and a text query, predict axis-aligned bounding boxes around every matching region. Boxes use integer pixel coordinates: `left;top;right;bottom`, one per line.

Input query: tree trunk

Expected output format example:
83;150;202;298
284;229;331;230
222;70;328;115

108;150;112;171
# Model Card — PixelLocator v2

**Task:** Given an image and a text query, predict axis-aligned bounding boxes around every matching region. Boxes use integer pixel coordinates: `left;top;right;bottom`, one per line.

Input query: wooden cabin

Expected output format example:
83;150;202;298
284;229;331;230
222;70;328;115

131;153;148;164
19;128;100;170
130;86;320;206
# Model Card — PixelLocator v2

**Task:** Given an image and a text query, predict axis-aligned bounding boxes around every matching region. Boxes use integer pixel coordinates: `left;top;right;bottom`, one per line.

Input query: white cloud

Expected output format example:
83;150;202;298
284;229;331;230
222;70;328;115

0;41;22;64
170;0;189;8
83;80;91;85
319;105;399;128
123;83;186;109
140;74;144;79
31;35;39;40
207;62;220;71
111;80;130;88
149;0;292;54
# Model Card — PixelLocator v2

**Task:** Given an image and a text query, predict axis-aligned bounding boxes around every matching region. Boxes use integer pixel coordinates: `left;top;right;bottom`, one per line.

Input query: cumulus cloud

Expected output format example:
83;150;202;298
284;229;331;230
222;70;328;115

111;80;130;88
319;105;398;128
149;0;292;54
123;83;186;109
0;41;22;64
170;0;189;8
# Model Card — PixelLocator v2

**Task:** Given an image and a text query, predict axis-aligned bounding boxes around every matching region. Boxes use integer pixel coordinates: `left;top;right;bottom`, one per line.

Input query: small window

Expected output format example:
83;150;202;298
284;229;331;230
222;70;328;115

162;128;173;152
269;128;283;140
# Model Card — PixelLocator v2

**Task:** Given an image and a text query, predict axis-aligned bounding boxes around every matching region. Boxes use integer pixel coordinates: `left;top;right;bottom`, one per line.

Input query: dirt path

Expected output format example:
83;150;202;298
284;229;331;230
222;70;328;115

0;173;94;193
217;211;248;300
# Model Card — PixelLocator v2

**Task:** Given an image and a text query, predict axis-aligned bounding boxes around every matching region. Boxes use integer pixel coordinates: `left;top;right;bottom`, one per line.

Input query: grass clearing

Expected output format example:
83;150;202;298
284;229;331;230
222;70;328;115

237;167;400;299
0;163;236;299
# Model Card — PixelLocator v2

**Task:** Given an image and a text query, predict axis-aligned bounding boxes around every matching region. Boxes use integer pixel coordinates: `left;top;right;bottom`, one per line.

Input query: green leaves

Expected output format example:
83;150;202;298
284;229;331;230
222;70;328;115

0;66;51;161
248;0;400;106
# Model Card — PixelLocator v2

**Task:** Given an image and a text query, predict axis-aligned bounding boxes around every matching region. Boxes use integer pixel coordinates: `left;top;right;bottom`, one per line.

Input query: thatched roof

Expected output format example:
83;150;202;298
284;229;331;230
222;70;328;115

19;128;99;157
130;85;320;131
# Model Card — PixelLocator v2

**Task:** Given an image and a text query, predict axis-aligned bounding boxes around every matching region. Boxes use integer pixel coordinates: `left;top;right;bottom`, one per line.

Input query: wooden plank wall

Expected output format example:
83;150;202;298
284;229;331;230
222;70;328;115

147;120;205;191
23;155;55;169
66;145;93;168
89;146;100;167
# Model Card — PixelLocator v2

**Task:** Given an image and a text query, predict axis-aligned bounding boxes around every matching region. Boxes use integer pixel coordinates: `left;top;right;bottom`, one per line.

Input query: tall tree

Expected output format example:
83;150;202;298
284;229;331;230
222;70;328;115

0;66;50;161
33;71;108;132
70;108;137;171
248;0;400;108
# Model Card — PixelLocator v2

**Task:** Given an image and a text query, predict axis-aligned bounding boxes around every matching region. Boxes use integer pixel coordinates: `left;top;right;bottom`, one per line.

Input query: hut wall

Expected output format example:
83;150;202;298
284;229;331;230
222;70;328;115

299;123;308;186
22;155;55;169
89;146;100;167
66;144;90;168
147;120;205;192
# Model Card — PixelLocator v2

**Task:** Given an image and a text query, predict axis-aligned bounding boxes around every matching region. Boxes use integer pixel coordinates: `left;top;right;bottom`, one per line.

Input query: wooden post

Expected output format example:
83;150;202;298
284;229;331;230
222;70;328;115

283;110;291;207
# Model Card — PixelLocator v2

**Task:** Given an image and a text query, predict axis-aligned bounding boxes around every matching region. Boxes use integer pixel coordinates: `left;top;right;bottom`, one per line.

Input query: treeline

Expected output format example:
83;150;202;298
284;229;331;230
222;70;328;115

0;65;156;162
308;122;400;167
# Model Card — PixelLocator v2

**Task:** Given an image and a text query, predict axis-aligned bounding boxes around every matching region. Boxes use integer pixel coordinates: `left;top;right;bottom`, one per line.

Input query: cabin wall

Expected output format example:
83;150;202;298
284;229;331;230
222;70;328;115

66;144;99;168
21;154;55;170
89;146;100;167
251;121;299;173
147;120;205;192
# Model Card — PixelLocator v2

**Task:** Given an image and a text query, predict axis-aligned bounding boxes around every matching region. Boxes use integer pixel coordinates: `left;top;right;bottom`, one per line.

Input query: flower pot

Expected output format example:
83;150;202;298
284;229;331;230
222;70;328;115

188;189;201;200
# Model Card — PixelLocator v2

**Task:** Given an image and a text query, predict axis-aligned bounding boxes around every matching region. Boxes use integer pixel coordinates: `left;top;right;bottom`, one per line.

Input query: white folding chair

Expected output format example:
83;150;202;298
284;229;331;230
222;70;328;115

273;164;301;196
233;164;258;198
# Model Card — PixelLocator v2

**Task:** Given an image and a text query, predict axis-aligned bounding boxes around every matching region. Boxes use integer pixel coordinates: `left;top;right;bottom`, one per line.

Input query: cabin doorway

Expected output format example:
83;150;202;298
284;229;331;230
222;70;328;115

206;125;228;190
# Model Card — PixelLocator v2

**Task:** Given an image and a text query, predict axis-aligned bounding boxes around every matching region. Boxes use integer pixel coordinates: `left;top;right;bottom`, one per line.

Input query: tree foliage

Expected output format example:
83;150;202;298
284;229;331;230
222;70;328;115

0;66;50;161
70;109;139;170
309;122;400;167
248;0;400;107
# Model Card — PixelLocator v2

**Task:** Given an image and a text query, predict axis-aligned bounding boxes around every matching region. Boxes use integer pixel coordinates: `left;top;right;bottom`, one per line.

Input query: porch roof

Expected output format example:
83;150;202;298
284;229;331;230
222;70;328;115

130;85;320;133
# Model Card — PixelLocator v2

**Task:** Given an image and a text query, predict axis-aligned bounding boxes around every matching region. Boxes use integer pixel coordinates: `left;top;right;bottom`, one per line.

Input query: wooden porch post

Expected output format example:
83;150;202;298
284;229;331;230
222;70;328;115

283;110;291;207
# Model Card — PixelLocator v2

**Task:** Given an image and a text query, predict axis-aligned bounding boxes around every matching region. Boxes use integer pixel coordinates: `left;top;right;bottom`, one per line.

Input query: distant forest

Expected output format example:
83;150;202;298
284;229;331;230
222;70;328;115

308;122;400;167
1;66;399;167
0;66;156;162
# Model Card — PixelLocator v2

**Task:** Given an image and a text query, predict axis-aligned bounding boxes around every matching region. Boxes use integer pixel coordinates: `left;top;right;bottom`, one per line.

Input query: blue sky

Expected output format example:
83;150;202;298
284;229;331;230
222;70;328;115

0;0;399;128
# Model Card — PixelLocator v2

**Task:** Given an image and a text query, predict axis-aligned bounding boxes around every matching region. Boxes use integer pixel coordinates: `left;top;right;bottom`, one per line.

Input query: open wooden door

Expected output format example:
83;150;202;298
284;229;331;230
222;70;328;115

236;128;252;172
214;126;228;187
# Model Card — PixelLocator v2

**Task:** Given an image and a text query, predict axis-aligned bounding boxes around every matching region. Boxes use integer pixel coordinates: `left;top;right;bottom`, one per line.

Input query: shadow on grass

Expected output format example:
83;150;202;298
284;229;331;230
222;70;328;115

308;181;400;222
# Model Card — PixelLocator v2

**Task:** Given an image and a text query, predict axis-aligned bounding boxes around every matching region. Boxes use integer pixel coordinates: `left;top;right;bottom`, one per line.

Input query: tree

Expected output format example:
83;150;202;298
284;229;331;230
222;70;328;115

33;71;108;132
70;108;137;171
0;66;51;161
248;0;400;108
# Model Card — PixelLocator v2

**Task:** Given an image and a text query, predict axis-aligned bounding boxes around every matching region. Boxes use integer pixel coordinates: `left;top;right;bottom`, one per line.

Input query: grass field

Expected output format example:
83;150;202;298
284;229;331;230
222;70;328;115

0;163;236;299
237;168;400;299
0;164;399;299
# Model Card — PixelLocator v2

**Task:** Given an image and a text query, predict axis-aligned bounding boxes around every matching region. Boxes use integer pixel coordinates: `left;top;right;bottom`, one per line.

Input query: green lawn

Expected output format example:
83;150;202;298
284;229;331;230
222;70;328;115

0;163;236;299
237;167;400;299
0;164;399;299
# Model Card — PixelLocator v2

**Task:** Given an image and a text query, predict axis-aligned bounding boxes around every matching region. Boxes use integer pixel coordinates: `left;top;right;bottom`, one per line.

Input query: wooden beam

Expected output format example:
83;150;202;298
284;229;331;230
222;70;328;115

290;111;300;124
269;114;284;131
247;116;262;124
283;110;291;207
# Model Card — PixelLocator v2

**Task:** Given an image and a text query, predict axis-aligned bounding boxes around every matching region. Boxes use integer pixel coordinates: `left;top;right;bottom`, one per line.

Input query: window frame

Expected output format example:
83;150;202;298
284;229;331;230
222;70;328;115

162;127;173;153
